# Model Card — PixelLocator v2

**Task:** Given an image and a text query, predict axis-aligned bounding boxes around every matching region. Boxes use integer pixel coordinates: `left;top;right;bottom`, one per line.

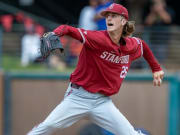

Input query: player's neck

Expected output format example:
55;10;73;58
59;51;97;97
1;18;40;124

108;30;122;46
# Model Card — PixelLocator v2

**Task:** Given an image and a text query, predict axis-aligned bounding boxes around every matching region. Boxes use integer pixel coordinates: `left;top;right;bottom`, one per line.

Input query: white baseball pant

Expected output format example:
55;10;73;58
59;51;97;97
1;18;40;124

27;83;145;135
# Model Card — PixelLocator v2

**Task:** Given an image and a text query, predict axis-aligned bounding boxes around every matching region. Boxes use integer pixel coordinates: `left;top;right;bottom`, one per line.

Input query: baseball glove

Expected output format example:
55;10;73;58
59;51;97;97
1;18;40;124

40;32;64;59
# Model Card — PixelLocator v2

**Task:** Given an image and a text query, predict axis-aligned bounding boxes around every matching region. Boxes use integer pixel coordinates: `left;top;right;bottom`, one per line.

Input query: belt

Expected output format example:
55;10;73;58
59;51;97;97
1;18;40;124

71;83;80;89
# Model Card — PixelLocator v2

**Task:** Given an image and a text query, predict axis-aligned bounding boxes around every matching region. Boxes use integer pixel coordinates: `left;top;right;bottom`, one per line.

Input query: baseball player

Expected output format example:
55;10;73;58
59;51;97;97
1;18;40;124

27;3;164;135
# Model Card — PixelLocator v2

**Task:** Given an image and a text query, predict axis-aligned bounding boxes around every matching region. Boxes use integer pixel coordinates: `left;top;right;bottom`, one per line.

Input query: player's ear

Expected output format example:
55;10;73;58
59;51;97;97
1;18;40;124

121;18;127;26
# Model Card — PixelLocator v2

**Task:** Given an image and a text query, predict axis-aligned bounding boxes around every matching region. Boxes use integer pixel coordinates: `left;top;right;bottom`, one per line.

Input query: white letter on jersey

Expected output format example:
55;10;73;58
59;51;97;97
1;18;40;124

100;51;108;59
120;66;128;78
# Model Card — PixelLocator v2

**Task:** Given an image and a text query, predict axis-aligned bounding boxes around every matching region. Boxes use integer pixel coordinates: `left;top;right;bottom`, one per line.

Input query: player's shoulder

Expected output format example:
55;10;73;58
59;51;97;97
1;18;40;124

85;30;106;34
125;36;143;45
82;29;108;38
95;30;108;36
121;36;143;54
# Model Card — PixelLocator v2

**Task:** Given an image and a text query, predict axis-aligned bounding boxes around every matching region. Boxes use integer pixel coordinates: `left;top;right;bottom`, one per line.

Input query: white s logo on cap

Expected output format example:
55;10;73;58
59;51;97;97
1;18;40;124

109;4;114;9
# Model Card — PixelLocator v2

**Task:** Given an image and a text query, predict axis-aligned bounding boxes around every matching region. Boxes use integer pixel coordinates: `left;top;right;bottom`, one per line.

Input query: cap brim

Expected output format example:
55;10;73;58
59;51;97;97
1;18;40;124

100;10;120;17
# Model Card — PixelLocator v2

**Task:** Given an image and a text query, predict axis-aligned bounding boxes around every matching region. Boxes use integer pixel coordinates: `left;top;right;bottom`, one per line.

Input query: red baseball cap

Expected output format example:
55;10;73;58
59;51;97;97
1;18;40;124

101;3;129;20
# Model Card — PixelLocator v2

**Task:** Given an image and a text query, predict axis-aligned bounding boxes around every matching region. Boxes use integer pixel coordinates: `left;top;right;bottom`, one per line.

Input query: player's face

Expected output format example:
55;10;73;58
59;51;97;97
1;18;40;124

105;12;127;32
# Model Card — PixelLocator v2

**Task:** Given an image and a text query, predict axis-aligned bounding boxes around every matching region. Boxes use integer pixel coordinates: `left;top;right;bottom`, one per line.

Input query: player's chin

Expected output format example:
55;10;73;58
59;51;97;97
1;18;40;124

107;27;115;32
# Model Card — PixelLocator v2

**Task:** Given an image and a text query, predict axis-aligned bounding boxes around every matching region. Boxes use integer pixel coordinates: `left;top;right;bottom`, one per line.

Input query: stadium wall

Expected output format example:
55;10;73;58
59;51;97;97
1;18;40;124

2;73;180;135
0;71;3;135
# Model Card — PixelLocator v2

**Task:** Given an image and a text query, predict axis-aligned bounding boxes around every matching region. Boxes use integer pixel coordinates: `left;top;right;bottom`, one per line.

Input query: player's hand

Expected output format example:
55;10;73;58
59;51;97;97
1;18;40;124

40;32;64;59
153;70;164;86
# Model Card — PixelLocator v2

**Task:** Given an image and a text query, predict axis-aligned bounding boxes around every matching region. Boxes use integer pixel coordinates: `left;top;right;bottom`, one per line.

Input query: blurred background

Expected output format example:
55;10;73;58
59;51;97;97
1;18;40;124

0;0;179;135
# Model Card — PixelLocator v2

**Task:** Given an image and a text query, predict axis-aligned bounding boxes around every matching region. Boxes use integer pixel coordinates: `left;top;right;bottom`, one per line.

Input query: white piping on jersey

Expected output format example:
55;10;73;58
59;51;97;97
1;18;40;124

132;37;143;57
140;40;143;56
78;28;85;44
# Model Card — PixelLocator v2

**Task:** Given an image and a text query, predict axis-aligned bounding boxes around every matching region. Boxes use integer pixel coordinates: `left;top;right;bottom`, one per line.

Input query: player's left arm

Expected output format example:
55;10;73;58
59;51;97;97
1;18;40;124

53;25;83;42
53;25;101;50
142;40;164;86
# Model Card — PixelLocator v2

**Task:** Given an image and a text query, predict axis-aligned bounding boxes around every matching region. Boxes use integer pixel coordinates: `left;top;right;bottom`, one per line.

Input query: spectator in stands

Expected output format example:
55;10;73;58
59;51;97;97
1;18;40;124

0;14;13;32
142;0;175;63
143;0;173;26
78;0;98;30
65;38;83;67
68;0;98;67
21;25;41;67
94;0;113;30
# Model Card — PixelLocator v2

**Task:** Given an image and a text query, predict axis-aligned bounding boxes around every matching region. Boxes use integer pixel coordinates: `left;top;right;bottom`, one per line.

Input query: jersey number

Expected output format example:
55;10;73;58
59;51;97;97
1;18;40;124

120;66;128;78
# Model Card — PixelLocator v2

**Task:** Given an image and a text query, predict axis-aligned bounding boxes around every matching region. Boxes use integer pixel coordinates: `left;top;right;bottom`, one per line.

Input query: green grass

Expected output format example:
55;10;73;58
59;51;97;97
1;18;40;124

1;55;74;73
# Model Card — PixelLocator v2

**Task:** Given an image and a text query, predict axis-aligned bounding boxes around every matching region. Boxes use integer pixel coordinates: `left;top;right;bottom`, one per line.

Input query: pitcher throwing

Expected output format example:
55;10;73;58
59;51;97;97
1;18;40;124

27;3;164;135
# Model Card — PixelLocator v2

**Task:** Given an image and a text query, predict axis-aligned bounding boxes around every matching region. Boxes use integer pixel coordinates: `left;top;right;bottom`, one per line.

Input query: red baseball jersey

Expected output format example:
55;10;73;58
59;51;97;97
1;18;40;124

54;25;161;96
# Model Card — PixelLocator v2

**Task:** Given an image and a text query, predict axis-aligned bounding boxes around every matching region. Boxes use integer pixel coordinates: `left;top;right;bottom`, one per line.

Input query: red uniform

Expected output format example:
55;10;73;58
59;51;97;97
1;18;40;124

54;25;162;96
28;4;163;135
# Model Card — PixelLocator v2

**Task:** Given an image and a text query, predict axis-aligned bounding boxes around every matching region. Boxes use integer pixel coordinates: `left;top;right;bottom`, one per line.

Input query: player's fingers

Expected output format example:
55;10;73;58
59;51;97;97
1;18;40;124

153;73;158;80
153;71;164;86
160;71;164;80
153;79;158;86
153;79;156;86
153;78;162;86
158;78;162;86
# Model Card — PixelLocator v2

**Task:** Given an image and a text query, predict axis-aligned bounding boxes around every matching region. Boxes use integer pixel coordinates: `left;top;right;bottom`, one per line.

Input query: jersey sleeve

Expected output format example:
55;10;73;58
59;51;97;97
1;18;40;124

130;37;143;61
130;38;162;72
53;25;83;43
53;25;102;50
142;40;162;72
76;28;103;50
